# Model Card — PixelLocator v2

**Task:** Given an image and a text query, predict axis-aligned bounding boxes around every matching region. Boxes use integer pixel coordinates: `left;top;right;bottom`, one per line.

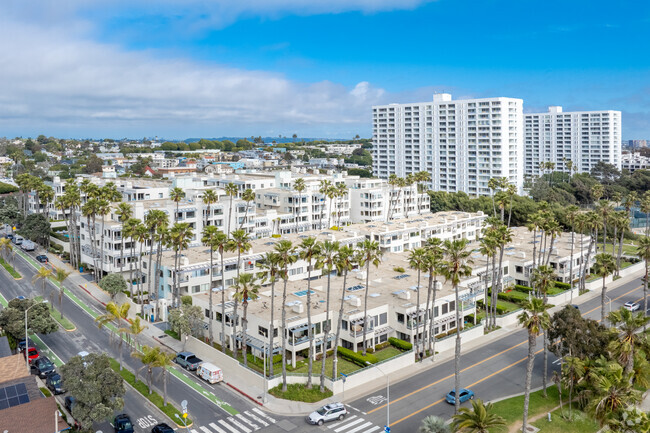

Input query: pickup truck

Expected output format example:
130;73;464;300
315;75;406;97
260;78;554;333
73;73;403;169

175;351;203;370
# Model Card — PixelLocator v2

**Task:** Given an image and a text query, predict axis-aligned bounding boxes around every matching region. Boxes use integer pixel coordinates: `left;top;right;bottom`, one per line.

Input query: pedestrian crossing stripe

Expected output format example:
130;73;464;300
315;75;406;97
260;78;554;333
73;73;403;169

328;414;383;433
244;410;269;427
189;408;277;433
252;408;276;424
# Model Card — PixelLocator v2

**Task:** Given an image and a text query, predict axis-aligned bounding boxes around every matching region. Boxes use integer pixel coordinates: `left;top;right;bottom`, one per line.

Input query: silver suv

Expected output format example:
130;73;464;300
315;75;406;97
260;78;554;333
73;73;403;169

306;402;348;425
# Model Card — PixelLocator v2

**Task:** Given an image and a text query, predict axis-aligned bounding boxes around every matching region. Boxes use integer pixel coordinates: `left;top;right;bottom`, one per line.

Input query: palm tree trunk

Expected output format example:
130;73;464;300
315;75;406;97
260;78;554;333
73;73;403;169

281;275;289;392
242;301;249;367
138;242;144;304
320;272;331;392
430;276;438;358
306;263;313;389
602;217;607;253
601;276;607;324
209;248;214;344
232;251;241;359
453;283;462;414
362;262;370;356
163;369;168;406
154;238;163;320
100;217;106;281
332;270;348;380
147;233;155;306
415;268;421;359
425;271;433;355
228;196;233;236
269;279;276;378
522;331;536;431
542;331;548;397
221;251;227;353
129;237;135;295
569;229;574;303
616;229;624;277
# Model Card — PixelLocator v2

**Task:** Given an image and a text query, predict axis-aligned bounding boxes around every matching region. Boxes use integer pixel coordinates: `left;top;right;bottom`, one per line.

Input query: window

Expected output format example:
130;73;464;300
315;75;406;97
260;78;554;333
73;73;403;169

379;312;387;325
449;301;455;311
441;303;448;315
342;320;348;330
259;326;268;338
397;313;404;324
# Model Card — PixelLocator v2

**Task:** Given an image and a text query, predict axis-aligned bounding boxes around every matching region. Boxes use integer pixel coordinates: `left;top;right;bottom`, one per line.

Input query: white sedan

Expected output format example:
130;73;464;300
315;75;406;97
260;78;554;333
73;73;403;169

624;302;640;312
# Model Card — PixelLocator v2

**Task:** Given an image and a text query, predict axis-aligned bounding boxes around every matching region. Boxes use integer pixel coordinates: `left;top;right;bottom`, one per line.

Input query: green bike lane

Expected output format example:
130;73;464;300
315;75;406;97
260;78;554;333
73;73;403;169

11;248;239;415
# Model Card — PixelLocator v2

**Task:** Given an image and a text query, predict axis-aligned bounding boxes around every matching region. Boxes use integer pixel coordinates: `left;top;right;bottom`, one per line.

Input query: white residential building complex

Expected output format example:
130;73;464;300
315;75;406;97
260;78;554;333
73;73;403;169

372;93;524;196
524;106;622;176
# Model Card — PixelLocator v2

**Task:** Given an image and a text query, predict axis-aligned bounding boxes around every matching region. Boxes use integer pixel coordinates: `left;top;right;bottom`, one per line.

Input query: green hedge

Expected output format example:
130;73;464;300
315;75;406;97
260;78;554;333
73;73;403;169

388;337;412;351
554;281;571;290
337;347;378;367
514;284;534;293
476;300;509;315
498;291;528;305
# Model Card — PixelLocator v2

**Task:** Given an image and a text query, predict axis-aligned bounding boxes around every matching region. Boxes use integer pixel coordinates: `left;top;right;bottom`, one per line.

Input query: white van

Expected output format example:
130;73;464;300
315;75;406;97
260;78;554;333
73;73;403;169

196;362;223;384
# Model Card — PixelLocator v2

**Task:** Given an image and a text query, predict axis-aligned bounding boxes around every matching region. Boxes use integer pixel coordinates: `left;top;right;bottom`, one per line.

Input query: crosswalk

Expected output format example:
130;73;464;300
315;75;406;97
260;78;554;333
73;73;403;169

327;414;383;433
189;408;276;433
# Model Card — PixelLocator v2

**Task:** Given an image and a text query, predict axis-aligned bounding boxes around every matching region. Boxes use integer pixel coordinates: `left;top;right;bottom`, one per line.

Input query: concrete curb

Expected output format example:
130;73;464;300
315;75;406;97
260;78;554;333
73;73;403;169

226;382;264;406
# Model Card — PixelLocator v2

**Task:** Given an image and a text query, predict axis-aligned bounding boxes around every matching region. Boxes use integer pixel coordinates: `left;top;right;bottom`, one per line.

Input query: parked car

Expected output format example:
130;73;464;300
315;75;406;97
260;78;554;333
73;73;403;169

624;302;640;312
196;362;223;384
113;414;135;433
64;396;76;413
36;255;48;263
6;233;14;240
32;356;56;378
17;337;34;352
174;352;203;371
21;240;36;251
306;402;348;425
151;423;175;433
12;235;23;245
46;372;65;394
446;388;474;404
25;347;39;364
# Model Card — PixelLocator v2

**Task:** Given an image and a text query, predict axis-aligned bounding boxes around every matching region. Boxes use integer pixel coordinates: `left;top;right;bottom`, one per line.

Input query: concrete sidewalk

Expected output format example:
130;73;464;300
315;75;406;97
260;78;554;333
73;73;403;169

36;248;647;417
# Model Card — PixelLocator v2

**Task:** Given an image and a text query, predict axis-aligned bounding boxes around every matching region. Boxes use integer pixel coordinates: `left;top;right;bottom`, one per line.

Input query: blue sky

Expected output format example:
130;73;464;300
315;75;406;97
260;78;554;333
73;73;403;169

0;0;648;139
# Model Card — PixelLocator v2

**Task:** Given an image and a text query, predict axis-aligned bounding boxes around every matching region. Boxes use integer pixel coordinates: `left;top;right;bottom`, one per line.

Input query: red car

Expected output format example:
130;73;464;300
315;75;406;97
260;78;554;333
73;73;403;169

25;347;39;364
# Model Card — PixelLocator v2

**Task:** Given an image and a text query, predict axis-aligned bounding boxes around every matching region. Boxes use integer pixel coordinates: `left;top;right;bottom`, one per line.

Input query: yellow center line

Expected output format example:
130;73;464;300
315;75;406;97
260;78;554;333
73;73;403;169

370;283;643;421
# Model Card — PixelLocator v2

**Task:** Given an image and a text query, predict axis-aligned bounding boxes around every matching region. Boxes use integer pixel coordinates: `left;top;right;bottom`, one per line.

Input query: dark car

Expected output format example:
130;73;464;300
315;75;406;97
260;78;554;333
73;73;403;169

36;255;48;263
151;423;175;433
64;396;76;413
113;414;135;433
17;337;35;352
46;372;65;394
32;356;55;378
6;234;14;240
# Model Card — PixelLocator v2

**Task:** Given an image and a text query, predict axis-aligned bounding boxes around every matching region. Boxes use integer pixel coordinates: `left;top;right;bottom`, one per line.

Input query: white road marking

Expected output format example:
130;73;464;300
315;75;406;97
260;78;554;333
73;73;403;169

227;416;252;433
346;422;373;433
244;411;269;427
362;426;381;433
199;426;213;433
329;415;356;428
252;408;276;423
334;418;364;432
218;419;241;433
208;422;229;433
236;413;260;430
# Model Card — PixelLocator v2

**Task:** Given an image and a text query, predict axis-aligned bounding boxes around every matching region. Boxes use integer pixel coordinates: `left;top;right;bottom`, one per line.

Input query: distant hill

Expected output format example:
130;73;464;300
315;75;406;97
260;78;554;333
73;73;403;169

183;137;351;144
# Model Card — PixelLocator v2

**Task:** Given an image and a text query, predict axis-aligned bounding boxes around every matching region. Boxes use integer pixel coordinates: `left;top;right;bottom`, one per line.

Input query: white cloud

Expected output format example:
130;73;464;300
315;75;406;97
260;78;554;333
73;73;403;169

0;7;399;138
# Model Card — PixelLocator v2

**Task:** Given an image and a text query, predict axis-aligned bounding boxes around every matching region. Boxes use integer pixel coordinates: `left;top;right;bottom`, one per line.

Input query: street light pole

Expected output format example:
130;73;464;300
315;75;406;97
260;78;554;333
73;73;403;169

24;301;42;372
262;343;267;403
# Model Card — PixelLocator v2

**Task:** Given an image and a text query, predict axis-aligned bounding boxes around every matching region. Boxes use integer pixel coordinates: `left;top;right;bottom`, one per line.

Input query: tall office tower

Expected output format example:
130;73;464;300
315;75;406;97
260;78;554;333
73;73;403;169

524;106;622;176
372;93;524;197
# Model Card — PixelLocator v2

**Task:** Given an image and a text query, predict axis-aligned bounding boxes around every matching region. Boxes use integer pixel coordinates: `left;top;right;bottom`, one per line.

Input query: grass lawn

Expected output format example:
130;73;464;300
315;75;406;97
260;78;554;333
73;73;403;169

490;386;566;432
0;257;21;279
48;304;75;331
532;407;599;433
164;329;180;340
268;383;332;402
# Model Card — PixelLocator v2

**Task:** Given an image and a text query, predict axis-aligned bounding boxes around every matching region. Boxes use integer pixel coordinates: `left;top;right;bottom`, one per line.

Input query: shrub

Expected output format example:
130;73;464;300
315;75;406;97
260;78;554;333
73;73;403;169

375;341;390;350
476;300;509;315
268;383;332;403
271;234;281;238
393;266;405;273
337;347;378;367
181;295;193;306
514;284;534;293
388;337;412;351
554;281;571;290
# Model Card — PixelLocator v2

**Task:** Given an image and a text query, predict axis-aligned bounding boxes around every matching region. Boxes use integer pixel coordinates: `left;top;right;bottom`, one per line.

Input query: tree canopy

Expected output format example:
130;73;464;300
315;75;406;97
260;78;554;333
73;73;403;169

0;297;58;340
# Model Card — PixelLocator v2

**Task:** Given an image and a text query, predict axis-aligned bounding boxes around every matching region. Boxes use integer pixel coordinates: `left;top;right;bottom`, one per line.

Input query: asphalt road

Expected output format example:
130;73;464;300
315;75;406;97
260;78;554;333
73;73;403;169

2;247;645;433
343;276;646;433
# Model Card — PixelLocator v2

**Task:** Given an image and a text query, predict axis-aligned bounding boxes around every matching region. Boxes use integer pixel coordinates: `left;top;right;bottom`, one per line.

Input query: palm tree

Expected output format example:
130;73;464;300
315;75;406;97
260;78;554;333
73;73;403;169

532;264;555;398
131;345;161;389
612;211;629;275
357;239;382;356
229;229;251;358
566;205;579;303
202;189;218;229
123;316;147;352
641;191;650;236
169;222;193;308
153;350;176;406
574;212;587;291
115;203;133;273
562;356;585;419
123;218;141;293
335;183;347;227
408;247;427;358
318;180;332;229
0;237;12;263
170;187;185;224
257;251;281;377
134;223;149;304
332;245;355;380
275;240;297;391
608;307;649;377
478;233;497;329
293;178;306;232
82;198;100;280
597;200;614;253
238;188;255;231
518;298;551;432
212;230;230;352
587;362;641;429
326;184;338;228
224;183;238;236
202;225;220;345
451;399;505;433
32;266;53;295
424;238;443;356
316;240;339;391
96;198;111;280
53;267;70;319
95;301;131;370
441;238;473;414
232;273;260;367
419;415;450;433
636;236;650;331
144;210;167;307
299;237;321;388
593;253;616;324
581;211;600;291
